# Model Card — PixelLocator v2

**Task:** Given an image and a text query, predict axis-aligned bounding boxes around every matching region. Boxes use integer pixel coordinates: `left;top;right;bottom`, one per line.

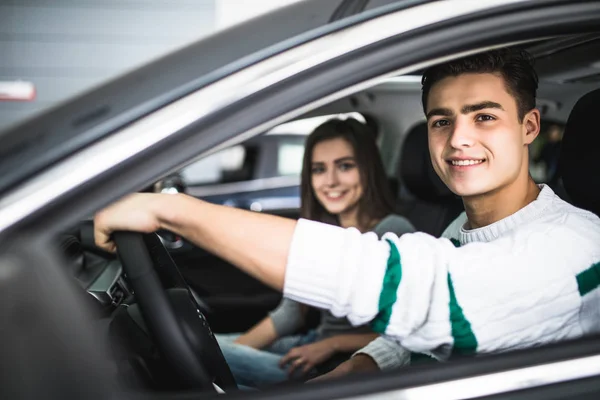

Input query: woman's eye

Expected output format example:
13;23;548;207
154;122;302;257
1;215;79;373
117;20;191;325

311;166;325;174
432;119;450;128
476;114;495;122
338;163;356;172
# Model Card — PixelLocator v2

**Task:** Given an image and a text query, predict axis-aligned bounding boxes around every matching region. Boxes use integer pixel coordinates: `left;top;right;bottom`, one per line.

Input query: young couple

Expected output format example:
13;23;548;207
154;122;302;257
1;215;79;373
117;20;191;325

94;48;600;386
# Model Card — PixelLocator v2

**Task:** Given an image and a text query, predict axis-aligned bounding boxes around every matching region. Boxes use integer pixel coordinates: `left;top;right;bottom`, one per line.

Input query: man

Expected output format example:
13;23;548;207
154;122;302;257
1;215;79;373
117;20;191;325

95;48;600;370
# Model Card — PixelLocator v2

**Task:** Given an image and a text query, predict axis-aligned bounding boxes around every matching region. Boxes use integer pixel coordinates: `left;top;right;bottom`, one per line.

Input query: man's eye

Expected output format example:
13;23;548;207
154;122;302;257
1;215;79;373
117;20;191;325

476;114;495;122
432;119;450;128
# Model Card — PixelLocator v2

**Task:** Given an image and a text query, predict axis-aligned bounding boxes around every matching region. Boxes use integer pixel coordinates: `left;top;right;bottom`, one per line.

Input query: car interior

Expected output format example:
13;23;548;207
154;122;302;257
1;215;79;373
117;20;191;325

11;23;600;398
136;35;597;338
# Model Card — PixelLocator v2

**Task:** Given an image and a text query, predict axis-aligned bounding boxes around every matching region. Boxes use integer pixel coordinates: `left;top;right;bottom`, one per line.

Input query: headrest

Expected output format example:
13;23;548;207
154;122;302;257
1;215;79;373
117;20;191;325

399;122;455;202
558;88;600;215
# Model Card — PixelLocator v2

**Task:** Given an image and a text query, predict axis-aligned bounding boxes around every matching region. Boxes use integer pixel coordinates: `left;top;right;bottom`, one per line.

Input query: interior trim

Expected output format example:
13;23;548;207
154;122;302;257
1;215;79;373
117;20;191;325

352;354;600;400
186;175;300;198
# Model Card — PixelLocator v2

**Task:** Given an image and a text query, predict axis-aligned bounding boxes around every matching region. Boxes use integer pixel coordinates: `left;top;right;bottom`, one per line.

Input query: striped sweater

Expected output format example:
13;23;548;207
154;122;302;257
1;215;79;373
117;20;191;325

283;185;600;359
269;214;415;340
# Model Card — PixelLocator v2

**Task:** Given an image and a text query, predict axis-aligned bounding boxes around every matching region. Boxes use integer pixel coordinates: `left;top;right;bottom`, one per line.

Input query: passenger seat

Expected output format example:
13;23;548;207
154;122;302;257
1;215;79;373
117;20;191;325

396;122;464;236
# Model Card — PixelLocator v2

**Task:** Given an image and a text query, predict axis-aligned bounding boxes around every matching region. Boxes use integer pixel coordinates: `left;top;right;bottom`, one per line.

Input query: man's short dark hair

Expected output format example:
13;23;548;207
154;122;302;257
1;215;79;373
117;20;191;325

421;48;539;122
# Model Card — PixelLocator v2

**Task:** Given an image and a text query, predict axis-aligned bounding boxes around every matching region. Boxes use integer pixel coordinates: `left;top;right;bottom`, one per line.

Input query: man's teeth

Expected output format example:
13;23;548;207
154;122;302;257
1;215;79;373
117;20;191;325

451;159;484;166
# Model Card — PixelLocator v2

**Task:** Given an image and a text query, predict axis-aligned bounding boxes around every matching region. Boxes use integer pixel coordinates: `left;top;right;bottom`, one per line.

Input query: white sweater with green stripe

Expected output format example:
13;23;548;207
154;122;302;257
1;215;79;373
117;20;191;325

283;185;600;359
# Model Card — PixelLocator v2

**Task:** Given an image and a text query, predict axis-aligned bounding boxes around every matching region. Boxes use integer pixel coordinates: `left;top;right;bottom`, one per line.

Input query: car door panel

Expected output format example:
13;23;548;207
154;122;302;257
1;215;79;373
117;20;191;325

167;243;282;333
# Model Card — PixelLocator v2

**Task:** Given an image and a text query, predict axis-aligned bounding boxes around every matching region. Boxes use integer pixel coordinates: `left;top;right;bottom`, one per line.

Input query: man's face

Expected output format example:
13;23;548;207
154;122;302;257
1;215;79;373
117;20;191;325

426;73;539;198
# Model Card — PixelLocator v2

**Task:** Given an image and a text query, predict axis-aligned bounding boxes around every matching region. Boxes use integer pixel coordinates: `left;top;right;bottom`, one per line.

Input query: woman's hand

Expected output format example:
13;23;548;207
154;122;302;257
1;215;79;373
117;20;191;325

279;340;336;376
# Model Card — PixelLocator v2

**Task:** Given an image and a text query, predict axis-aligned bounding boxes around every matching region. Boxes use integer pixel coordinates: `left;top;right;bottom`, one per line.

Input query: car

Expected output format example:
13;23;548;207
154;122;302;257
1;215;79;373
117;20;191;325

1;0;600;398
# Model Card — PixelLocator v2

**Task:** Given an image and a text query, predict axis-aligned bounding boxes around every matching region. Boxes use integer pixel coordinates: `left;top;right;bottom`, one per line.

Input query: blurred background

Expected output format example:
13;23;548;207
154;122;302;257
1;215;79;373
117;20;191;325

0;0;304;130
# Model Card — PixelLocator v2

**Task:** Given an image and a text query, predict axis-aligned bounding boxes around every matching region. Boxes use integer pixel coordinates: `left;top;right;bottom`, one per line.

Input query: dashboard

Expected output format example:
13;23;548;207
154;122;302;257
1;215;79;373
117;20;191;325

87;259;131;308
60;222;132;311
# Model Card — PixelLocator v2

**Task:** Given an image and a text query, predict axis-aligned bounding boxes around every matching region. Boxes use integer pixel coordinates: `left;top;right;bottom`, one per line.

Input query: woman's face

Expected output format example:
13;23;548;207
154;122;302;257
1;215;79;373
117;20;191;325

310;137;363;217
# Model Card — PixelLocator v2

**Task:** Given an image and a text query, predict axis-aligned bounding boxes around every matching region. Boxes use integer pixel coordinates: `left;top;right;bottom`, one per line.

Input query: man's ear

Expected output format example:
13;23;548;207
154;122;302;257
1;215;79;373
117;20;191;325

523;108;541;145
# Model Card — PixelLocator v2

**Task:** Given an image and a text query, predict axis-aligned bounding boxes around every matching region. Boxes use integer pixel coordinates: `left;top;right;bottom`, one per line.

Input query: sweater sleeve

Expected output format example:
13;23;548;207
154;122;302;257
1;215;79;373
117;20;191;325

353;336;410;370
284;218;600;356
268;298;305;337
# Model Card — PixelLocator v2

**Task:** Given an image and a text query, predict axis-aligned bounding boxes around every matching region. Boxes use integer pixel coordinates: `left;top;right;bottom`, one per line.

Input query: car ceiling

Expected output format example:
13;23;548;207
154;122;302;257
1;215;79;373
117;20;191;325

526;34;600;121
306;33;600;126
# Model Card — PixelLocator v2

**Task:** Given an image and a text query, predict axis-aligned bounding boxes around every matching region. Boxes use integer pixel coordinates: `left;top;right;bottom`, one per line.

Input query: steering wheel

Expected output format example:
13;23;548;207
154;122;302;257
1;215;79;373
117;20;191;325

113;231;238;392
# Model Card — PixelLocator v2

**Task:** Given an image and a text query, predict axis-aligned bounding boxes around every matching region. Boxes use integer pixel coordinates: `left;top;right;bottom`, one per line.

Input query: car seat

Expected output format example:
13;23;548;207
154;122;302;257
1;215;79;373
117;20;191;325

397;122;464;236
558;88;600;216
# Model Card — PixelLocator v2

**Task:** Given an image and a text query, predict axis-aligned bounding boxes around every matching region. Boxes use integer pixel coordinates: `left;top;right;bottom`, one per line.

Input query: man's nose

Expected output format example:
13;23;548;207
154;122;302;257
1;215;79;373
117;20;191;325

449;120;476;148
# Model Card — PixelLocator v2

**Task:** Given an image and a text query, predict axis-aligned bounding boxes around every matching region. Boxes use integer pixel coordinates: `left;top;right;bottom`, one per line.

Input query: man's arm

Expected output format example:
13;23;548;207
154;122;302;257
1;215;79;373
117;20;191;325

283;217;600;355
95;193;600;356
309;336;410;382
94;193;445;348
352;336;411;370
94;193;294;289
308;354;377;383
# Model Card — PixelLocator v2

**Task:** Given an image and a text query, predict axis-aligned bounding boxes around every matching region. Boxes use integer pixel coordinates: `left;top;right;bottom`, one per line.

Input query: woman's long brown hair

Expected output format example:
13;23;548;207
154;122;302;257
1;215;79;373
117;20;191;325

300;118;395;229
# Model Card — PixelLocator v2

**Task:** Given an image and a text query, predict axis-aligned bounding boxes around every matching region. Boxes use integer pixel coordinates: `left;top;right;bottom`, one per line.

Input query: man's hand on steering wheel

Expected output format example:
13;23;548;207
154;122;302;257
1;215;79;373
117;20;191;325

95;193;164;252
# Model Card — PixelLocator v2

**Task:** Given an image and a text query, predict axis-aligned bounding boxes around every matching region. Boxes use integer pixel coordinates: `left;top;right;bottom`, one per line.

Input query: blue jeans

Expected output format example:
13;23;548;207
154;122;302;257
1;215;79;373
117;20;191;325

216;330;319;388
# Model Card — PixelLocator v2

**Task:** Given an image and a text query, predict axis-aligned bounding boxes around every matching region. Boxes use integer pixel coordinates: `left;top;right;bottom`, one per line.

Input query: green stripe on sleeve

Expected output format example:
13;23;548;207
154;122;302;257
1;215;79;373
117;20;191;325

371;239;402;333
576;261;600;296
446;239;477;355
448;273;478;355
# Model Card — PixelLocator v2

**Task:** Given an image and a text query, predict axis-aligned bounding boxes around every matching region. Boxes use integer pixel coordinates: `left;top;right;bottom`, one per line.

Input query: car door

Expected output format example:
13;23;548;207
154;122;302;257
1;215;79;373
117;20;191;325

0;239;118;399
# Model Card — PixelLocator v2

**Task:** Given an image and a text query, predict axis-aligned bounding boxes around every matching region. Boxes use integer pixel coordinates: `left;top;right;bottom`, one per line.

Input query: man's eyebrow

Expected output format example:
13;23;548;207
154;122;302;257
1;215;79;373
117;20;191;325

426;108;454;120
426;101;506;120
461;101;504;114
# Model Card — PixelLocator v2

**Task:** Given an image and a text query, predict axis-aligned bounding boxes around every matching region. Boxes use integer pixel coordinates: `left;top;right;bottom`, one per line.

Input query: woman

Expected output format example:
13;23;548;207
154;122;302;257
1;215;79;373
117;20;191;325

215;117;415;388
